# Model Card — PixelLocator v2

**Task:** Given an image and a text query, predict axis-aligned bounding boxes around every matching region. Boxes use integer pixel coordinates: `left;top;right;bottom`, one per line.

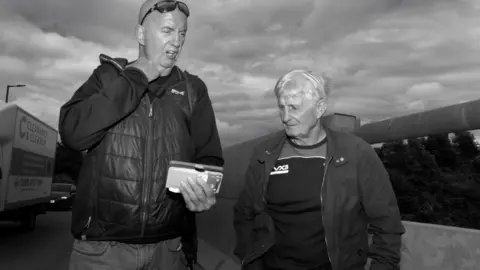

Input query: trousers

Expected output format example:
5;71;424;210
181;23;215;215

68;237;188;270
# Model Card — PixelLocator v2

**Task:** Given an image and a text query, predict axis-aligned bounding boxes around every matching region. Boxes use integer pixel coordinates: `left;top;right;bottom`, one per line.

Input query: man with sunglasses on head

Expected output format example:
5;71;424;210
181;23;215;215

59;1;223;269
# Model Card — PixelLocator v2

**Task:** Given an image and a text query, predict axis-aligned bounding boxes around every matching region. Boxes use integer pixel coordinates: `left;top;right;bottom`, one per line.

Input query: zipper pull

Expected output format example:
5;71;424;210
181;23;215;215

148;106;153;117
84;216;91;229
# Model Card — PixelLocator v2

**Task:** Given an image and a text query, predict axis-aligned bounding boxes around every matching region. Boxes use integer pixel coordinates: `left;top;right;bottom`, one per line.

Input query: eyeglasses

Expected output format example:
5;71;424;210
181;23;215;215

140;0;190;25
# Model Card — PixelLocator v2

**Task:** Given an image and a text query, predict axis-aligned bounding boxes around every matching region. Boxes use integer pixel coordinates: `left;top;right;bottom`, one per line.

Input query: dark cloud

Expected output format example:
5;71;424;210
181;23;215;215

2;0;137;47
0;0;407;80
298;0;404;47
183;0;405;77
0;0;479;147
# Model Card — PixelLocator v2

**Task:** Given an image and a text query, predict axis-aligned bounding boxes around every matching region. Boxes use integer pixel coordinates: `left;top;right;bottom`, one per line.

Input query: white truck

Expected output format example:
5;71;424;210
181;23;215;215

0;104;57;231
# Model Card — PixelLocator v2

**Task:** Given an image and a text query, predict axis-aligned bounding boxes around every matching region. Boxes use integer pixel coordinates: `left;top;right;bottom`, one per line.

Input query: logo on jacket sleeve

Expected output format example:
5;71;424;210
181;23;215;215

270;164;289;175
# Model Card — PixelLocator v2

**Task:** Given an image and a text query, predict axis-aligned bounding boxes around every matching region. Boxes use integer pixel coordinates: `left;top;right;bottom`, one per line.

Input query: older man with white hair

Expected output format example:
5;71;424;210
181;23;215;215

233;70;405;270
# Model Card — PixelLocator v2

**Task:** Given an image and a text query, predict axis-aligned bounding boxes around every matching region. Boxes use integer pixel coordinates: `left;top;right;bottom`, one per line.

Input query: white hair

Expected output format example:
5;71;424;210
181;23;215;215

273;69;331;104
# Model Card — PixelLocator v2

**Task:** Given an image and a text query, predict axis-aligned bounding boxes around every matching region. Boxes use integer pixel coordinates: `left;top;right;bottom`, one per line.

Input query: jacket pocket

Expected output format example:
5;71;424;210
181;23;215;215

338;225;369;269
72;239;112;257
165;237;188;266
166;237;183;252
242;214;275;265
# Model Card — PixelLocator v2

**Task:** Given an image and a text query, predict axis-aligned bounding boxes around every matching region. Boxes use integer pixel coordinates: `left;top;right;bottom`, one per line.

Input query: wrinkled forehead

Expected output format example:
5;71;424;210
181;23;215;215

277;75;314;99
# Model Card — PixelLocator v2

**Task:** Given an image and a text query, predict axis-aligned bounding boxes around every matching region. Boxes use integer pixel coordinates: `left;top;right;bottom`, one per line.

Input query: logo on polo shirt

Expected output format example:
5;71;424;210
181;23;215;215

270;164;289;175
171;89;185;95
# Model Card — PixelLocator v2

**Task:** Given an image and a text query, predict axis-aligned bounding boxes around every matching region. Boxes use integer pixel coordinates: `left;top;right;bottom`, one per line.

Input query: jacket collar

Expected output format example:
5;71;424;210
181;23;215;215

325;126;349;166
99;53;186;85
257;124;349;166
256;130;285;164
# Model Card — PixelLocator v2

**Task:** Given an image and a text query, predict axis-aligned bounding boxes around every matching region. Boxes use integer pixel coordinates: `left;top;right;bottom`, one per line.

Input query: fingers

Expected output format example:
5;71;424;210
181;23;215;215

180;185;196;211
195;174;215;198
180;178;204;207
179;175;216;212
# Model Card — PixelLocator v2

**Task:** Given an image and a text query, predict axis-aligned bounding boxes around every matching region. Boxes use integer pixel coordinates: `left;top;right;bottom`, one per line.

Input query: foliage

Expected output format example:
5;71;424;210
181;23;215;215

422;134;457;170
453;131;479;163
378;131;480;229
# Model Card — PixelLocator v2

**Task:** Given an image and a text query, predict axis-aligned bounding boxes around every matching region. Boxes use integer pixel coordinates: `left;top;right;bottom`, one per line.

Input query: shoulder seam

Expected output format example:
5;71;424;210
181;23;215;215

99;54;125;71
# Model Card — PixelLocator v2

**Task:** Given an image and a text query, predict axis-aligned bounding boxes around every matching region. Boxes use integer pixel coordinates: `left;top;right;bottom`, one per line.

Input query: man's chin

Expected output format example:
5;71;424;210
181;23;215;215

159;61;176;69
158;56;179;69
284;128;298;137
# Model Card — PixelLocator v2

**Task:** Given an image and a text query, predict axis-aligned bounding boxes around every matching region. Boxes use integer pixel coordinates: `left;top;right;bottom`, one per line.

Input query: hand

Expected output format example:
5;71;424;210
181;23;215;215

179;174;216;212
126;58;160;82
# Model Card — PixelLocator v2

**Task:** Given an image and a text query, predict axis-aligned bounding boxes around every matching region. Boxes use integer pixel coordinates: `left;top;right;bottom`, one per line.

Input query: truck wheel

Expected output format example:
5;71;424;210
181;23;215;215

20;209;37;231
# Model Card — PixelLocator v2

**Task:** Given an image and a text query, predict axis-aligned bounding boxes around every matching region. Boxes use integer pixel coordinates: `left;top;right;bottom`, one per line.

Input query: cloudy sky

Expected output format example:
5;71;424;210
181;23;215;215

0;0;479;147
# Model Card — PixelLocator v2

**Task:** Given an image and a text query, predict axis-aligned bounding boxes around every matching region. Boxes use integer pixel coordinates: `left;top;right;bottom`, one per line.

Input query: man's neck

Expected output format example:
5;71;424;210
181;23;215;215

136;53;174;77
290;124;326;146
159;67;173;77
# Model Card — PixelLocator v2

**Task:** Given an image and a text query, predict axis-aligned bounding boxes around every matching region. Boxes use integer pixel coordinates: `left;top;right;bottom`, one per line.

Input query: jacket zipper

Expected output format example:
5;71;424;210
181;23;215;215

84;216;91;229
262;152;272;205
139;78;184;237
321;156;333;267
141;97;156;237
241;152;272;266
81;216;92;240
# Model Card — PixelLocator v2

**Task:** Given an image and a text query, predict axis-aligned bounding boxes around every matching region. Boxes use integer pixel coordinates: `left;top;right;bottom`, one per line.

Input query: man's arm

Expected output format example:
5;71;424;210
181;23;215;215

358;141;405;270
233;154;260;262
188;78;224;167
58;64;148;151
181;78;223;266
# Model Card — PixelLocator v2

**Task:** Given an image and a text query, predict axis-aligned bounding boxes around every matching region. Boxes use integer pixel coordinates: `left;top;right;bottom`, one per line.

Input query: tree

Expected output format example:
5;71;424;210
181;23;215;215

452;131;479;160
378;134;480;230
379;139;439;177
405;138;439;177
378;140;408;172
422;134;457;170
473;156;480;173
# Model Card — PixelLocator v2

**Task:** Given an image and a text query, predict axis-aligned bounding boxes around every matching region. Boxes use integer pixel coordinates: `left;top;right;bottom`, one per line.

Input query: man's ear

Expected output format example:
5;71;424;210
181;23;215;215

316;100;327;118
134;25;145;46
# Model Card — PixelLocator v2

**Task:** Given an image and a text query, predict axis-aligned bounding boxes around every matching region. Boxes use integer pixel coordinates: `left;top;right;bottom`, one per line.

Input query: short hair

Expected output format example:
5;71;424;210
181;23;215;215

273;69;331;104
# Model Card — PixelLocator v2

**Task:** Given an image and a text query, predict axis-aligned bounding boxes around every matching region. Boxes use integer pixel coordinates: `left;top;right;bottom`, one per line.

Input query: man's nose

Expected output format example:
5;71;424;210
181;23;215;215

171;33;181;47
281;109;291;123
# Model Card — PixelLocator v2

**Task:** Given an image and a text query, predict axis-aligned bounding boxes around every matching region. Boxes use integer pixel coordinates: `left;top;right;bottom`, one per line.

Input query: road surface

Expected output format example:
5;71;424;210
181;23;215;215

0;211;73;270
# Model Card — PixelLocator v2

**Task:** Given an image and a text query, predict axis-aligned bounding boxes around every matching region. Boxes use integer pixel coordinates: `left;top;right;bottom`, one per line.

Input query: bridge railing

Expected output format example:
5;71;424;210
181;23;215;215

195;98;480;270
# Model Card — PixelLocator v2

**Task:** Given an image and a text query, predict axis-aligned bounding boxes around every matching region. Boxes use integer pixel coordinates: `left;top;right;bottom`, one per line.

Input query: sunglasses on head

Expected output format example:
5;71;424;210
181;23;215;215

140;0;190;25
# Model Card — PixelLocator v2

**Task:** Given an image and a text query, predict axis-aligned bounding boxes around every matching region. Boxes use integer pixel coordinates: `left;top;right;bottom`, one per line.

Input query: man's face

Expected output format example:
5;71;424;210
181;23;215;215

142;8;187;69
277;84;324;139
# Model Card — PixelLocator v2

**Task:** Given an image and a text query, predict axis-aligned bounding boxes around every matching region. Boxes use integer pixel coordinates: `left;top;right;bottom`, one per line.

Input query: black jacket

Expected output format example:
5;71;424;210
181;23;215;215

233;127;405;270
59;54;224;262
